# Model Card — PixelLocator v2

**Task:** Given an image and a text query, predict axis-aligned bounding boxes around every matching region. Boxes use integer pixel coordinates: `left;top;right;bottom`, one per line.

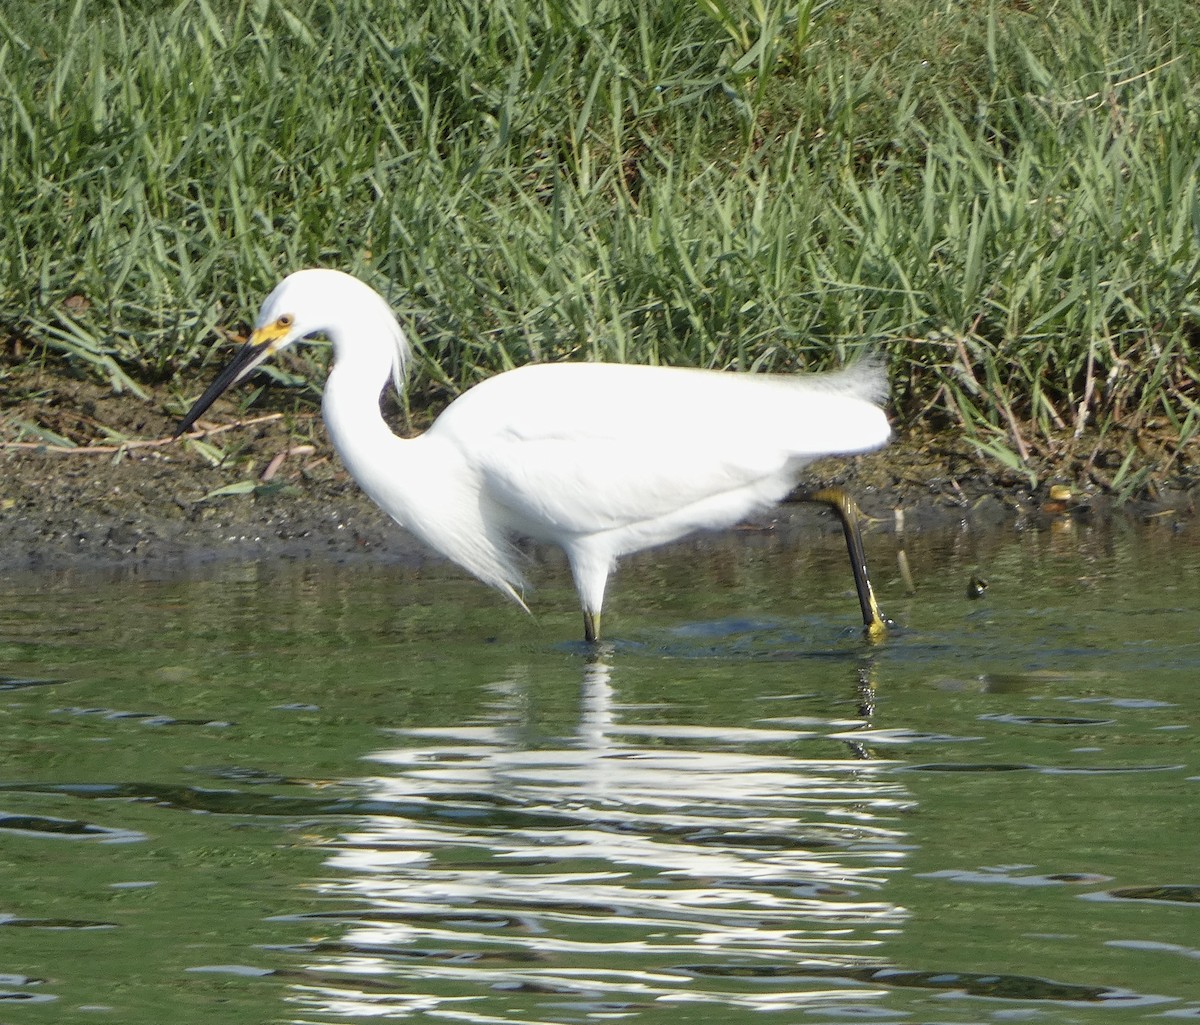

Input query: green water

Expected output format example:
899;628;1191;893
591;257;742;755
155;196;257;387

1;516;1198;1023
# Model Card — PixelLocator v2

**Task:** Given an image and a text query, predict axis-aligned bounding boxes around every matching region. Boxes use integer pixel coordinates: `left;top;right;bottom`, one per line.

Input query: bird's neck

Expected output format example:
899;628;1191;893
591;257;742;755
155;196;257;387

321;324;409;491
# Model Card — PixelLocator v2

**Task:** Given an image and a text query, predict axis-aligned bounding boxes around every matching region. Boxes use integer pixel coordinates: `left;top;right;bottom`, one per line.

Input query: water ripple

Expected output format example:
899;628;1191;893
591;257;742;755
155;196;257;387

0;810;144;843
275;668;916;1021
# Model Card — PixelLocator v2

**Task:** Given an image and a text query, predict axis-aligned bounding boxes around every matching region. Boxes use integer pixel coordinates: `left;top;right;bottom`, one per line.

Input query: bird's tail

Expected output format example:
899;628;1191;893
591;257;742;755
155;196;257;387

810;356;888;406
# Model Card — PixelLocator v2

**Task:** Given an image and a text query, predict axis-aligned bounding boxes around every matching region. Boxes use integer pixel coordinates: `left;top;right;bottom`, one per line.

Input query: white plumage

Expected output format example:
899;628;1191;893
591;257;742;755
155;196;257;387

178;268;891;641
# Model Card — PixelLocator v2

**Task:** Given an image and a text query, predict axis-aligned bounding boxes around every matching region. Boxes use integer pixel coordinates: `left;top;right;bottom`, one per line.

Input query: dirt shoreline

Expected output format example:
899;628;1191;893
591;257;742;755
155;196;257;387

2;379;1197;576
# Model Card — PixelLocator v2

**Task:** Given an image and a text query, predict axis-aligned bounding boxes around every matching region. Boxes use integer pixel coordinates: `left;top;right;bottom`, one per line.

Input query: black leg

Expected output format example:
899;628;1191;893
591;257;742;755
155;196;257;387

794;485;890;640
583;610;600;644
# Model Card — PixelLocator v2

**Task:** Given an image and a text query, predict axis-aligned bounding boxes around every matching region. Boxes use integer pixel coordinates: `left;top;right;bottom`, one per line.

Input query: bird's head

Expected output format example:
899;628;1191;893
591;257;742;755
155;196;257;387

175;269;406;437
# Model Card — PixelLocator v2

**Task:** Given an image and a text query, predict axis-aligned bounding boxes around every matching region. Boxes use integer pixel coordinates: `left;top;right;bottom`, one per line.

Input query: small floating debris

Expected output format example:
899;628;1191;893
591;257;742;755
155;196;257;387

1042;483;1075;515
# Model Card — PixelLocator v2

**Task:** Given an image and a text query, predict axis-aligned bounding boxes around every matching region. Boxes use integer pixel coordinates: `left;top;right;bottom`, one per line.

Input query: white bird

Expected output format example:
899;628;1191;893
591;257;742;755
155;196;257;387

177;269;892;642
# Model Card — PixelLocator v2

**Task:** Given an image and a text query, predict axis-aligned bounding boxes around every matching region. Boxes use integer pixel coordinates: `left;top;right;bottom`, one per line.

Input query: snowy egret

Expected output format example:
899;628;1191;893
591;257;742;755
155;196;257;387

177;269;892;642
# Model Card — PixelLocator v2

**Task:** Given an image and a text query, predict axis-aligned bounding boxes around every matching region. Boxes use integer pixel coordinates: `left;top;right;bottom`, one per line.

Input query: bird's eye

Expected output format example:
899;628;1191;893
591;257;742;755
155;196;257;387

278;314;294;329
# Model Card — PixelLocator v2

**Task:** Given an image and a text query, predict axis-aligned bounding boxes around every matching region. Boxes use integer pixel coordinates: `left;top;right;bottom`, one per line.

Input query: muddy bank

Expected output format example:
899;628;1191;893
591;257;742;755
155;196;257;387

1;378;1196;576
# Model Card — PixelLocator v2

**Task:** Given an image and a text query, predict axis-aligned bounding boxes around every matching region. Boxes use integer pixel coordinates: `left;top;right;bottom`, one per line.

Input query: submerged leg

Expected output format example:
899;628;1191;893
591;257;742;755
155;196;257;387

567;544;611;645
583;610;601;645
794;485;890;641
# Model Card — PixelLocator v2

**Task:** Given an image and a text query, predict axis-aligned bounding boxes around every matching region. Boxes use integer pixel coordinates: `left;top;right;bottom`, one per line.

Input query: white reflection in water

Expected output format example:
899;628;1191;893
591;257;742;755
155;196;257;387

295;654;912;1019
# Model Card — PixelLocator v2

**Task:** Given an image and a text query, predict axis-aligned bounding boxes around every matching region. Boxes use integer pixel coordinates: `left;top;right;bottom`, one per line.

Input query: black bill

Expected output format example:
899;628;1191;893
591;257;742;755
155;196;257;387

175;338;274;437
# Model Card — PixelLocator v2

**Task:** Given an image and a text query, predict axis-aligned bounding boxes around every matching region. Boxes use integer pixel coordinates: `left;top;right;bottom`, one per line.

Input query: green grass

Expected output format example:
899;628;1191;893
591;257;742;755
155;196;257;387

1;0;1197;494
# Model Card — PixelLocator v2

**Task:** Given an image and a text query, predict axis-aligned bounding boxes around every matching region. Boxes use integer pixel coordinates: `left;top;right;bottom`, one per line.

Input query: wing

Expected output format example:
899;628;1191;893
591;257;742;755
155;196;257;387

428;361;889;536
475;431;790;536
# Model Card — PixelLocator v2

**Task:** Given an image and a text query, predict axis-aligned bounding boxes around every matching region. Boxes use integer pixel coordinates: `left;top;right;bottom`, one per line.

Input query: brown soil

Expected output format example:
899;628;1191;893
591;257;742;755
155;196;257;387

2;376;1196;574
